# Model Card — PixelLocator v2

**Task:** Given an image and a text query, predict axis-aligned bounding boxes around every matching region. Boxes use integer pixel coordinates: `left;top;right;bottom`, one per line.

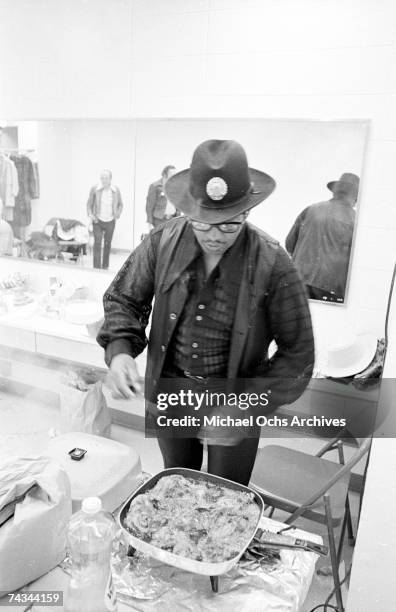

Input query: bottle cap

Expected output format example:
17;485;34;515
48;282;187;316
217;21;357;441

82;497;102;514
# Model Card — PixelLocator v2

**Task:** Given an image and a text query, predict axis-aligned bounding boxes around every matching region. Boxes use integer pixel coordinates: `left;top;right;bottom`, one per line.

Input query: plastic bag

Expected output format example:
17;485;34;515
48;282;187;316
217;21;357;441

0;456;72;592
59;369;111;438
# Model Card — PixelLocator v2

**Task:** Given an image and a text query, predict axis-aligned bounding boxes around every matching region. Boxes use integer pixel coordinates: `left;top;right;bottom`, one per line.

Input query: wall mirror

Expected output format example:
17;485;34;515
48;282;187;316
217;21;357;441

0;118;368;303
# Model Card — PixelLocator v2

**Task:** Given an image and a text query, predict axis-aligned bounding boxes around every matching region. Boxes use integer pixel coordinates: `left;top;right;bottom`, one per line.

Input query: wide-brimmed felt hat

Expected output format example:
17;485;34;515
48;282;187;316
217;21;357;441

165;140;276;223
327;172;360;196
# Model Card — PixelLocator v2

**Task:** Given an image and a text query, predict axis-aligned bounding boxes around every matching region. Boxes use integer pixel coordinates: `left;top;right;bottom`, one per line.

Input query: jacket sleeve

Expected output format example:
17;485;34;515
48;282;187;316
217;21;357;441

115;188;123;218
86;187;95;218
96;232;159;366
146;183;157;224
27;157;36;199
259;247;314;409
285;207;308;255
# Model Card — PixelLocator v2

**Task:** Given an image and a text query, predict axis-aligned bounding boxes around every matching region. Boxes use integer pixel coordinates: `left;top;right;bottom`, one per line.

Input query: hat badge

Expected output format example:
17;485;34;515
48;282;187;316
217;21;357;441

206;176;228;201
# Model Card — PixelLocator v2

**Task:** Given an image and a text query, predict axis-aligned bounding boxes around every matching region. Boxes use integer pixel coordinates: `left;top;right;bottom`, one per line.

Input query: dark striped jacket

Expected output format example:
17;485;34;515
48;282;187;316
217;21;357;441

97;217;315;411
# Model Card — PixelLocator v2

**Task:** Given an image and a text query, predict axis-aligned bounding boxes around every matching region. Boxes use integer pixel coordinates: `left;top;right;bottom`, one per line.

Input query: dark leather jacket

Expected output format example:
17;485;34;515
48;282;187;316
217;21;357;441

146;179;178;224
97;217;314;411
285;198;355;296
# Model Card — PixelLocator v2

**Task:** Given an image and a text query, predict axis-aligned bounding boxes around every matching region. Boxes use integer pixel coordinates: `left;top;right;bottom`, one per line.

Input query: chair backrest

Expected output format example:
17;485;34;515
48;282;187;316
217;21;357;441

288;437;372;523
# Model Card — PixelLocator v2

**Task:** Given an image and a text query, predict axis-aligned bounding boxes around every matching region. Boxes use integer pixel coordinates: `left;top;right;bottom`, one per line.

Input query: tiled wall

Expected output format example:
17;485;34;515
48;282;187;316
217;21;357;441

1;0;396;341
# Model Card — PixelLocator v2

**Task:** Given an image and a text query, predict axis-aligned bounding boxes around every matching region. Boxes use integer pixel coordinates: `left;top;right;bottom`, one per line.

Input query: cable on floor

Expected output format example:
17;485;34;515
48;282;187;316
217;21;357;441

308;563;352;612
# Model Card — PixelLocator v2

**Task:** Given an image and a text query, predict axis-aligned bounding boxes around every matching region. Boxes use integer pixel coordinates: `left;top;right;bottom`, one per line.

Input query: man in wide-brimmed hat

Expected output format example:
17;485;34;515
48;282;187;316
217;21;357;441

97;140;314;485
286;172;359;303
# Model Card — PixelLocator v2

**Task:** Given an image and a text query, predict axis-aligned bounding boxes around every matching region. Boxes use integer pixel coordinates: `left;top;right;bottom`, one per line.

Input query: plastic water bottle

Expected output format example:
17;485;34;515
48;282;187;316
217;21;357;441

65;497;117;612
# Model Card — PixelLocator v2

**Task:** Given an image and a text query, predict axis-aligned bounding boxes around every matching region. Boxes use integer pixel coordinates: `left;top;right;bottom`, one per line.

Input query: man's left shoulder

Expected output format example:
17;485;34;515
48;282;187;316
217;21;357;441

246;222;280;251
246;223;295;276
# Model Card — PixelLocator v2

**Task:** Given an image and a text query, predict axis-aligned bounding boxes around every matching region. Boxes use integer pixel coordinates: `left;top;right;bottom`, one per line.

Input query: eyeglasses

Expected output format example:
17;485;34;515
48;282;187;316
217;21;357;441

190;220;244;233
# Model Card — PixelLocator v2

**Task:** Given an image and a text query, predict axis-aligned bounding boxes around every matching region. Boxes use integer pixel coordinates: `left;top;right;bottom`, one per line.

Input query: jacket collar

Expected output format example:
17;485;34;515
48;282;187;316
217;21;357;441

161;223;200;293
95;183;116;192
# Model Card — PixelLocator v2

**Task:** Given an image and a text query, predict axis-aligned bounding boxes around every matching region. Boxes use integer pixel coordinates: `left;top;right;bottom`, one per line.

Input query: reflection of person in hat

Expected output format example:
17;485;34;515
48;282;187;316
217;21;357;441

97;140;314;485
285;173;359;303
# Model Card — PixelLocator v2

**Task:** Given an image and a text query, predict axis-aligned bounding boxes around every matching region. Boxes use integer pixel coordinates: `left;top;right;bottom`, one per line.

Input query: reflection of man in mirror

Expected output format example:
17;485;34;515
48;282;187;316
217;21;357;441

146;165;178;229
86;169;123;269
97;140;314;485
285;173;359;303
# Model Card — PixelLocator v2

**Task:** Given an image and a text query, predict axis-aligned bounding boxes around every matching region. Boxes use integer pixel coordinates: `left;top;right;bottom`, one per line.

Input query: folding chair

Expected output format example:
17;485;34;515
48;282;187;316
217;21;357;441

249;433;371;612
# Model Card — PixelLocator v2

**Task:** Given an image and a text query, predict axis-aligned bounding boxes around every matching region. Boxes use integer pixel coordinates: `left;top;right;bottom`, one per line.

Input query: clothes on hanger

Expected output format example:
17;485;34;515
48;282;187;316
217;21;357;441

32;161;40;198
9;153;39;233
25;150;40;199
0;153;19;221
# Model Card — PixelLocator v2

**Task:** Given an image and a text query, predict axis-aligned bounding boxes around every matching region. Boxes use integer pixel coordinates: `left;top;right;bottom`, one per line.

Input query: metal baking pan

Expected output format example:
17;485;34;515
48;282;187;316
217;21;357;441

119;467;264;576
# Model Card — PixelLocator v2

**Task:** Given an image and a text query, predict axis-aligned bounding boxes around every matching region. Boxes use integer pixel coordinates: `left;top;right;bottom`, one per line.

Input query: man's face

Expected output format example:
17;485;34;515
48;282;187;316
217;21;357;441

191;212;247;256
100;171;112;188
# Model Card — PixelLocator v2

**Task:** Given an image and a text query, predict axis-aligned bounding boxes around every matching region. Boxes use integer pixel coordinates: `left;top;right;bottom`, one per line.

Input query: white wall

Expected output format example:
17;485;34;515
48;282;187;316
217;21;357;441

35;122;72;231
0;0;396;342
347;265;396;610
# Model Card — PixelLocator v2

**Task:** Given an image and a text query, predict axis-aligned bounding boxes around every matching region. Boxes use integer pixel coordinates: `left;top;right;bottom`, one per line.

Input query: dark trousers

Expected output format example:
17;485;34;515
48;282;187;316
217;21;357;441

93;219;115;269
157;435;260;486
153;371;261;485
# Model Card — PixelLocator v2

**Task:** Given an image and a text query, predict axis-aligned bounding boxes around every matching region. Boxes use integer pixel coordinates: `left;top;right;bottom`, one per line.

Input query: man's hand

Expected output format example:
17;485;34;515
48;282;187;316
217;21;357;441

107;353;142;399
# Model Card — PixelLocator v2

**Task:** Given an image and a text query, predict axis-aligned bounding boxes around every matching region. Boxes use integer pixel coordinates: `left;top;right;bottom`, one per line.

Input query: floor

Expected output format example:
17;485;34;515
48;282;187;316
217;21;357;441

0;389;360;611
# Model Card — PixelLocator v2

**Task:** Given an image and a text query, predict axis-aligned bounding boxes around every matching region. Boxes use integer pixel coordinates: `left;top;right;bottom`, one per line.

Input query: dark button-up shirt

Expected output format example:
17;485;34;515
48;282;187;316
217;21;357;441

166;228;246;376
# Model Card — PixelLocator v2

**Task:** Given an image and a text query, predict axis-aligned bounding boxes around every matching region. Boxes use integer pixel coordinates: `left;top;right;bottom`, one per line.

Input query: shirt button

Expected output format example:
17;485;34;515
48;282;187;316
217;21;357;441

198;304;206;310
169;313;177;320
196;315;203;321
192;354;198;359
161;345;166;352
192;342;199;348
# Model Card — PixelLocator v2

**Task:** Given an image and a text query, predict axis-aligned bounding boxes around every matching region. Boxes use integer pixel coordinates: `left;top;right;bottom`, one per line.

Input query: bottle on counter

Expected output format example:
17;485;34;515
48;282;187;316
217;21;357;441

65;497;117;612
45;276;63;318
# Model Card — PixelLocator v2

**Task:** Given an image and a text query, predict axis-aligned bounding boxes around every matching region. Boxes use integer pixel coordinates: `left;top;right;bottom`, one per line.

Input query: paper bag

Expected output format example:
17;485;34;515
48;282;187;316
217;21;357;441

59;369;112;438
0;456;72;592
